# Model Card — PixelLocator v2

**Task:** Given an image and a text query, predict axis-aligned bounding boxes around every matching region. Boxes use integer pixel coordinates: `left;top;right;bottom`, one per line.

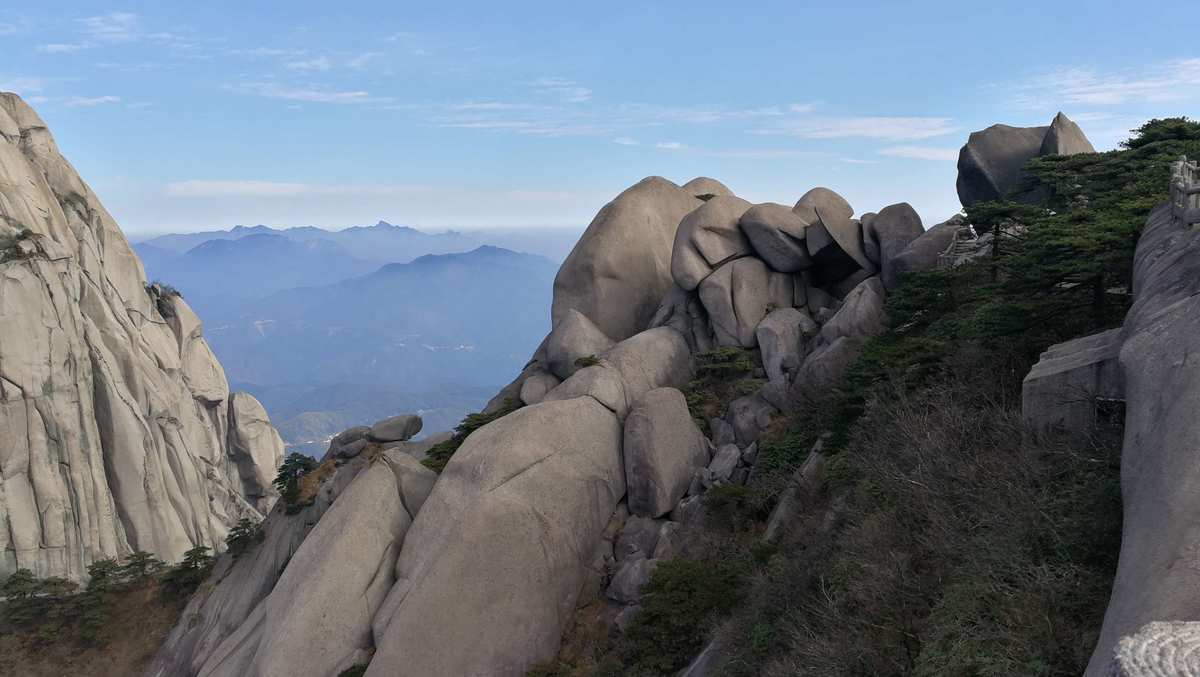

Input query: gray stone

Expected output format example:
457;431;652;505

649;284;715;353
818;277;888;346
543;364;629;419
863;203;925;290
369;414;423;442
806;207;875;285
519;370;561;405
708;444;741;482
710;417;736;447
726;393;778;446
336;438;370;459
1041;111;1096;156
762;452;826;543
791;336;864;400
624;388;709;517
1022;329;1124;438
332;425;371;448
368;398;624;677
740;442;758;466
956;113;1093;208
756;307;808;383
671;195;755;290
615;515;662;560
670;495;705;527
792;186;853;224
602;327;693;406
740;202;813;272
552;176;700;342
698;257;794;347
1109;622;1200;677
653;522;683;560
682;176;734;199
545;309;615;380
606;554;657;604
888;215;965;288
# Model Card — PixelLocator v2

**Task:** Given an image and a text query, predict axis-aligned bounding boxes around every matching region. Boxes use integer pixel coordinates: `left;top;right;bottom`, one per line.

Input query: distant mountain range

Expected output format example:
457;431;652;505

136;227;559;454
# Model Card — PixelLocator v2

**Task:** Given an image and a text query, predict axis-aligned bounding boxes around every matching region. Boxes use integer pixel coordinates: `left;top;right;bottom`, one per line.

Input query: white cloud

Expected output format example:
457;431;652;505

285;56;333;72
763;116;958;141
226;82;377;104
165;180;430;198
227;47;308;59
531;77;592;103
64;95;122;107
345;52;381;69
79;12;140;43
612;136;639;146
0;77;46;94
878;145;959;161
789;102;818;113
839;158;881;164
1011;59;1200;107
656;141;684;150
37;43;94;53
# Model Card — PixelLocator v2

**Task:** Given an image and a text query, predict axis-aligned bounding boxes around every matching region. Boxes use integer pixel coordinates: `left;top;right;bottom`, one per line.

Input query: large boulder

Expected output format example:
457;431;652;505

698;257;794;347
956;112;1093;207
682;176;734;199
887;215;965;288
602;327;693;405
552;177;700;342
543;364;629;419
1021;328;1124;438
623;388;709;517
545;309;614;380
369;414;423;442
818;277;888;345
1041;111;1095;156
649;284;716;353
519;371;561;405
740;202;813;272
790;336;865;401
367;398;624;677
792;187;853;224
806;207;875;285
863;203;924;290
227;392;285;512
756;307;811;384
671;195;755;290
188;453;436;677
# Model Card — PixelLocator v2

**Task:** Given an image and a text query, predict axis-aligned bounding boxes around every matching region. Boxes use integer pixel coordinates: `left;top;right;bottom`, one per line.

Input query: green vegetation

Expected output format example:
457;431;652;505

422;398;523;473
683;347;759;434
226;517;265;559
274;452;319;512
574;354;601;368
161;545;215;597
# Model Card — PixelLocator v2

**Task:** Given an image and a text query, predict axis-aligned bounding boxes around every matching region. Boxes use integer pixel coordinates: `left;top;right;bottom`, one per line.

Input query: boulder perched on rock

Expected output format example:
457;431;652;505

698;257;794;347
623;388;709;517
552;177;700;342
544;364;630;418
602;327;693;405
956;112;1093;207
863;203;924;289
740;202;813;272
369;414;423;442
671;195;754;290
519;371;561;405
793;186;853;224
806;208;875;285
545;309;615;380
367;398;624;677
682;176;735;199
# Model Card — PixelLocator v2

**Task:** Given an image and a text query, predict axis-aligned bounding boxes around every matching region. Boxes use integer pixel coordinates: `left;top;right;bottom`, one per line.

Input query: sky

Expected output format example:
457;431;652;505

2;1;1199;237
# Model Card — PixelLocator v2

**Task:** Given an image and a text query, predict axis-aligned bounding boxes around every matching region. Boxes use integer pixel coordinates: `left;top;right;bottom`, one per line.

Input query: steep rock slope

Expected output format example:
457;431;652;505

0;92;282;581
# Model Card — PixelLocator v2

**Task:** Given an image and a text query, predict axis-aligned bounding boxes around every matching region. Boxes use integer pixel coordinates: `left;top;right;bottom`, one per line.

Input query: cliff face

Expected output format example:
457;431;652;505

0;93;283;581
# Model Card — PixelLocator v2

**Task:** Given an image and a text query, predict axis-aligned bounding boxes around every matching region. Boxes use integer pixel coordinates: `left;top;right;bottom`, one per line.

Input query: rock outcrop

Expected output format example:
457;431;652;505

956;112;1094;207
0;92;281;581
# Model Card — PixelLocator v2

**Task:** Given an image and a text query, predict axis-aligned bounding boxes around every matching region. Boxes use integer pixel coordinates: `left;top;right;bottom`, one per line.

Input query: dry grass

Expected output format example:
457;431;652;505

294;458;336;506
0;581;188;677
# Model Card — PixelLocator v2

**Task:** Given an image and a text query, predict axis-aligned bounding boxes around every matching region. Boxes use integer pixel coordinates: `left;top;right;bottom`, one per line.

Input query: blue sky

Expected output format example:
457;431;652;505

3;1;1198;236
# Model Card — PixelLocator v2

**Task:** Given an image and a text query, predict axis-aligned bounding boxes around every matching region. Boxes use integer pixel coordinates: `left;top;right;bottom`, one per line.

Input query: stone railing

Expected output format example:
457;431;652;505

1171;155;1200;227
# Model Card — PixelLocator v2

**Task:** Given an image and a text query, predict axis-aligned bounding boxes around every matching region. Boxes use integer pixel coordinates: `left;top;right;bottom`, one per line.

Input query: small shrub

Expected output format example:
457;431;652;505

574;354;600;368
620;558;745;673
226;517;265;559
696;193;717;201
422;398;522;473
694;346;754;379
119;550;165;581
703;484;758;532
274;452;319;509
161;545;214;597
